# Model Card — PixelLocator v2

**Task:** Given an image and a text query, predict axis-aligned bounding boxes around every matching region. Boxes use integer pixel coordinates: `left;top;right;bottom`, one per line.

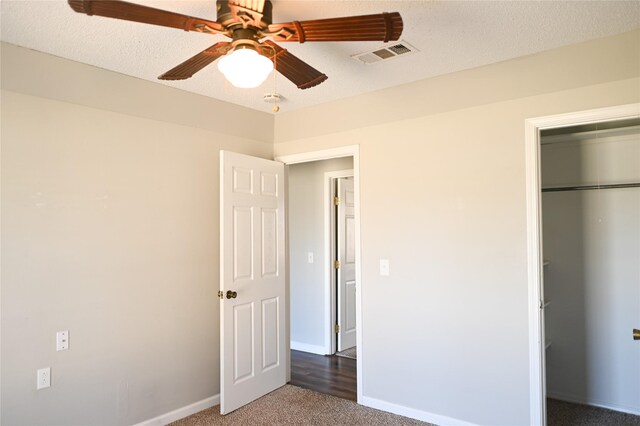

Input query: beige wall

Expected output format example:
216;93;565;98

0;43;273;144
274;30;640;144
274;31;640;425
1;45;272;425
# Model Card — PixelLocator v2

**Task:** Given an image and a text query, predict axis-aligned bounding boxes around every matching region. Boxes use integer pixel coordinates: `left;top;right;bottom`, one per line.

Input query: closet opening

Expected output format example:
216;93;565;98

539;118;640;425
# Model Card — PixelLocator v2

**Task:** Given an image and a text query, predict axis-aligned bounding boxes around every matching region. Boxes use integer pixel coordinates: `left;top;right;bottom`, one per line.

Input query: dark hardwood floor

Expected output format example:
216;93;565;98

290;350;357;401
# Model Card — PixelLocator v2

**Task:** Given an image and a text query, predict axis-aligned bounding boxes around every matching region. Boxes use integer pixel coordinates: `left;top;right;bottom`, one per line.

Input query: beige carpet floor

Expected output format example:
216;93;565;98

335;346;357;360
547;398;640;426
170;385;432;425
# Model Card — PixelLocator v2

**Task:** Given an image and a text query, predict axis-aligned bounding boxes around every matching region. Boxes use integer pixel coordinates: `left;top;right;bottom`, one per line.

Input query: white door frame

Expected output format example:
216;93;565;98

525;103;640;426
275;145;363;403
325;170;354;355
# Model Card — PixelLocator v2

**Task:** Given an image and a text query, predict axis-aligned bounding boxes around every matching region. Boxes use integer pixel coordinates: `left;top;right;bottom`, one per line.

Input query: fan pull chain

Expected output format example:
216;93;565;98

272;49;279;113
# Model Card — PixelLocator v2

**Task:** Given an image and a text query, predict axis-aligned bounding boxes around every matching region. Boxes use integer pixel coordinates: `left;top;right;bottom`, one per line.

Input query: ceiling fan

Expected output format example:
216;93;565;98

67;0;403;90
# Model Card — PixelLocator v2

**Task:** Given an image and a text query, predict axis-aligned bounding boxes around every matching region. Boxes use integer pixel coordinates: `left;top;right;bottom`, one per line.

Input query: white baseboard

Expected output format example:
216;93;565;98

134;394;220;426
291;341;327;355
361;396;479;426
547;391;640;416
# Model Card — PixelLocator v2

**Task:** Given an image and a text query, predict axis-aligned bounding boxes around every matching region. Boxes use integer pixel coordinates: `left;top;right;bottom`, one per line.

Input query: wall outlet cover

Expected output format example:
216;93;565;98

37;367;50;389
380;259;390;276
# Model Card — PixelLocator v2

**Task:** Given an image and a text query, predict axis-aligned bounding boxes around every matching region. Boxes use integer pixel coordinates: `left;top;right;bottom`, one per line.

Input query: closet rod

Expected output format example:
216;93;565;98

542;183;640;193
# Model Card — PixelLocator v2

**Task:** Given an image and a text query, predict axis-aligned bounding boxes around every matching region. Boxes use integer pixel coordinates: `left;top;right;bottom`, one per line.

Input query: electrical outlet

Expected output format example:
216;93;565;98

56;330;69;351
37;367;50;389
380;259;390;276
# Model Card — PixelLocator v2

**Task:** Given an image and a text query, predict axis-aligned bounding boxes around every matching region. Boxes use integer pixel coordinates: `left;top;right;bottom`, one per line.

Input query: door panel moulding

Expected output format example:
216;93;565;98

328;170;354;355
276;145;363;403
325;169;357;354
524;103;640;426
219;151;286;414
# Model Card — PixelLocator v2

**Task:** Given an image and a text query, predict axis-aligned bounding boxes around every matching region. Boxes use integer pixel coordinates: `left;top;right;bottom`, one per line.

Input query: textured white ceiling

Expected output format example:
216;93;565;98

2;1;639;114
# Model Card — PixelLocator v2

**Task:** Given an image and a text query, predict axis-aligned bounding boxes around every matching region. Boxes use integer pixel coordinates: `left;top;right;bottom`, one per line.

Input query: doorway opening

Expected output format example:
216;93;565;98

525;104;640;426
277;146;362;402
218;146;361;413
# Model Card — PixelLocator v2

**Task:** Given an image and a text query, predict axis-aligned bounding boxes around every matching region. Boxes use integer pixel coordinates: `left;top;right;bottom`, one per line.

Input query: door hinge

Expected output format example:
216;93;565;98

335;324;340;333
334;196;340;206
334;260;340;269
218;291;224;300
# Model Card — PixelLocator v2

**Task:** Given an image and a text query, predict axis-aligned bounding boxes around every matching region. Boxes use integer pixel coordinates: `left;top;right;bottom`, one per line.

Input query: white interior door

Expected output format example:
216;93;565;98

337;177;357;351
220;151;286;414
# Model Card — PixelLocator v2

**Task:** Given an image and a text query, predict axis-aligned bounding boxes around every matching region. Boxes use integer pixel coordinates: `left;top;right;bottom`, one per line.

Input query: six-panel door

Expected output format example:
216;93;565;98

338;177;357;351
220;151;285;414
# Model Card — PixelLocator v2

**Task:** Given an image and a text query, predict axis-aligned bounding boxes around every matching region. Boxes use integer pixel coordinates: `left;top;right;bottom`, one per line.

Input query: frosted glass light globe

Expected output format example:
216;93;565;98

218;48;274;89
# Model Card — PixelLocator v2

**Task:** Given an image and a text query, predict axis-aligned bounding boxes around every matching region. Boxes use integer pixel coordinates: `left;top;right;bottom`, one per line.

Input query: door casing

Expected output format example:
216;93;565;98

524;103;640;426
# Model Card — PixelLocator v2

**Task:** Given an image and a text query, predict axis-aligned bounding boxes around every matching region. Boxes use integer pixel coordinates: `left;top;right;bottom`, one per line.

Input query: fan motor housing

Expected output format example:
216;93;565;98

216;0;273;27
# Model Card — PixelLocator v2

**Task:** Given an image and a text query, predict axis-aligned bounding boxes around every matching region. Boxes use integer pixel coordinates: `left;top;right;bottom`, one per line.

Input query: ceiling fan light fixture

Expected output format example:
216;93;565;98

67;1;404;91
218;47;273;89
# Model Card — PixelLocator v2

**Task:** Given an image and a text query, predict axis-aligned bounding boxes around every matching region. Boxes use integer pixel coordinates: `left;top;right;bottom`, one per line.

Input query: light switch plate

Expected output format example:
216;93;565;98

56;330;69;351
307;252;314;263
380;259;390;276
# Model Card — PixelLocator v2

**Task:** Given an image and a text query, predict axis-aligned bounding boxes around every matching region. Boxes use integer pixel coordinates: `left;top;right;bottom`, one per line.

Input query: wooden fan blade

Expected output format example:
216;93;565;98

158;42;232;81
67;0;225;34
267;12;402;43
261;41;327;90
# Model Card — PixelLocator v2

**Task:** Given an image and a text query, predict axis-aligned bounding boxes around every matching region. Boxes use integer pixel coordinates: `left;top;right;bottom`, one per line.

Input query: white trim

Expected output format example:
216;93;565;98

290;341;327;355
525;117;546;426
133;394;220;426
324;169;354;355
525;103;640;426
361;396;479;426
276;145;358;165
284;165;291;384
277;145;364;404
547;392;640;416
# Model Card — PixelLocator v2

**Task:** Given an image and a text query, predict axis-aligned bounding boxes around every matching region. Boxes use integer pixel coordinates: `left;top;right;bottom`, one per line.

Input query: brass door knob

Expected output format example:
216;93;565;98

226;290;237;299
634;329;640;341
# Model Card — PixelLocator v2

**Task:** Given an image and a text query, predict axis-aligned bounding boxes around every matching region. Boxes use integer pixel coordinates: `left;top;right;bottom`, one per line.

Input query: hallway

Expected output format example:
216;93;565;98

290;350;357;401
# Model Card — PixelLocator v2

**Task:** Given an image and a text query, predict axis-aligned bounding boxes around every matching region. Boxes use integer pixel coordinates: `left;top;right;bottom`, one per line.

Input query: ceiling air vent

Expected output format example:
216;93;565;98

352;40;418;64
